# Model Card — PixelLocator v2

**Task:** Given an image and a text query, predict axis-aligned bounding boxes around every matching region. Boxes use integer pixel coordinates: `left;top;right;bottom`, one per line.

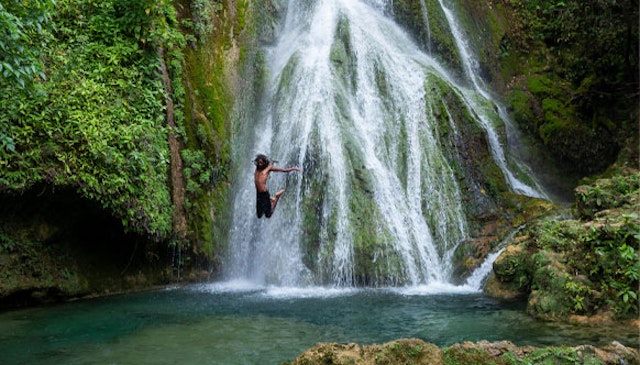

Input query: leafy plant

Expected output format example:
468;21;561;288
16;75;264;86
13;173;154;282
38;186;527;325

0;0;54;88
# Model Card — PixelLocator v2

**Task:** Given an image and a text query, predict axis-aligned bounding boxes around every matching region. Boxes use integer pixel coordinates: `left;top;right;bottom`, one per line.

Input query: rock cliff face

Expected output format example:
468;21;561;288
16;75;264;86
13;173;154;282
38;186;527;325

283;338;639;365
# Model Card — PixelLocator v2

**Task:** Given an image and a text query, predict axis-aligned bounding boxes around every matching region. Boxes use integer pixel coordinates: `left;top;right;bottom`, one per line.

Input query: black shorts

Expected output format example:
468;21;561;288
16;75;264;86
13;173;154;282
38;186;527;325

256;190;272;218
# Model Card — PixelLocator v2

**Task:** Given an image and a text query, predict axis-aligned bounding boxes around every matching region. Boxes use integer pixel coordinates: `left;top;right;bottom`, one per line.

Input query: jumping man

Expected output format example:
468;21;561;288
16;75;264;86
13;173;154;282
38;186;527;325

254;154;300;218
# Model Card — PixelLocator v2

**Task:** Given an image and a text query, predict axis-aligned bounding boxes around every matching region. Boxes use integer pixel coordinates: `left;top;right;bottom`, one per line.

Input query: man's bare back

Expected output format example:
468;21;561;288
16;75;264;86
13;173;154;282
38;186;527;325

253;154;299;218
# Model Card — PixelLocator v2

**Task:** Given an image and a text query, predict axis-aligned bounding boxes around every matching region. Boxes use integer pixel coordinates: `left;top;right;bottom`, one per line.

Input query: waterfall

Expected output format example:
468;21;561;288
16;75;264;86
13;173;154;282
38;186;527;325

225;0;546;288
436;0;549;199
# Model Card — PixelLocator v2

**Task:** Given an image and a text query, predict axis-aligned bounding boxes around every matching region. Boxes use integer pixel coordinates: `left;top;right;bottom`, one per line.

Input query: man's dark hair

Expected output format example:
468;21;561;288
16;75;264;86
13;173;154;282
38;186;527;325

253;154;270;170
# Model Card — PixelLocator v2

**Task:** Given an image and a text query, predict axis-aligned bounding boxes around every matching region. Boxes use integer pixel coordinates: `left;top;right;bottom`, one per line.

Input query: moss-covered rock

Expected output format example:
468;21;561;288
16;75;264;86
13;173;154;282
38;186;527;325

284;339;639;365
492;243;528;286
503;70;619;176
487;171;640;320
177;0;254;261
392;0;464;81
283;339;443;365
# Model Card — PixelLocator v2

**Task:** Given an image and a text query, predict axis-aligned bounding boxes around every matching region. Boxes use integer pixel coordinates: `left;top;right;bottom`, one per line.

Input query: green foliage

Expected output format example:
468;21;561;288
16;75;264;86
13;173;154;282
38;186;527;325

0;0;54;88
574;173;640;219
531;211;639;318
190;0;224;40
0;230;20;253
505;0;638;86
0;225;87;299
525;347;586;365
182;149;211;194
0;0;187;237
493;172;639;319
180;146;226;256
0;0;55;159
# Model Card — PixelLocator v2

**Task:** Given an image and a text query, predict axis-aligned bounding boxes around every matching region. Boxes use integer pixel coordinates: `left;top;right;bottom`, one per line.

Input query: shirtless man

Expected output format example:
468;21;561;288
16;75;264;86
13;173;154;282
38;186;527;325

254;154;300;218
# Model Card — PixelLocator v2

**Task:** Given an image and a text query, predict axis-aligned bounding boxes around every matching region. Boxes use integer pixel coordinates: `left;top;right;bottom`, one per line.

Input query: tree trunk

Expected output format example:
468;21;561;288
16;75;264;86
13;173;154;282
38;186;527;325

157;46;187;239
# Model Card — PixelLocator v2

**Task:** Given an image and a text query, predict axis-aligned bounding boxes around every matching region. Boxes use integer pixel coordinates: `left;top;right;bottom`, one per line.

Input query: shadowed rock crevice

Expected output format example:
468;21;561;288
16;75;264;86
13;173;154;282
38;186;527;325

0;186;174;308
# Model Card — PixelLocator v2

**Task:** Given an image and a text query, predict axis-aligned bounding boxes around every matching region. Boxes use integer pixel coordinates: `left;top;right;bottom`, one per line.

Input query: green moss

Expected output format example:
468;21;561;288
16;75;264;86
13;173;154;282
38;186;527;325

331;16;356;91
349;181;398;285
525;347;594;365
275;55;300;100
286;339;635;364
495;0;637;176
375;340;439;365
443;345;494;365
295;112;410;285
540;97;563;115
526;75;565;98
344;137;398;285
299;146;329;273
506;90;534;130
176;0;253;259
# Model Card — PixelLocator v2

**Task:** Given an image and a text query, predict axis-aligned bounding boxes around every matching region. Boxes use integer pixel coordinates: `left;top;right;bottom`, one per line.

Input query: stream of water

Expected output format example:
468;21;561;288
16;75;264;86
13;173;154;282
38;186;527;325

1;284;637;365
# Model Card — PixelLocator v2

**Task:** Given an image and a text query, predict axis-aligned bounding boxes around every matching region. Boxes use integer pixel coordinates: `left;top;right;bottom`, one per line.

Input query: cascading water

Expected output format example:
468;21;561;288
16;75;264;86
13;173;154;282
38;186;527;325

226;0;547;288
436;0;549;199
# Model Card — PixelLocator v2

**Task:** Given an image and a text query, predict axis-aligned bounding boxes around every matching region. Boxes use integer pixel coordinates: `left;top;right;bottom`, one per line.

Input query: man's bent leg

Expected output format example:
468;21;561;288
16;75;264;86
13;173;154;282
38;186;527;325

266;189;286;218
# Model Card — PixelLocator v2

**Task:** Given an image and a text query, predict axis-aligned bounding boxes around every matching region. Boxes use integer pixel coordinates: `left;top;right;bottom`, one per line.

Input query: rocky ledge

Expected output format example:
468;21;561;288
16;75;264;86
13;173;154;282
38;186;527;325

283;338;639;365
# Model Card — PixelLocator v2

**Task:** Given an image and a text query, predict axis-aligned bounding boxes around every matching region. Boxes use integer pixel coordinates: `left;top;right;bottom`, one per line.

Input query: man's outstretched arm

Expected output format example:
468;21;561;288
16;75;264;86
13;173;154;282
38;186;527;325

269;166;300;173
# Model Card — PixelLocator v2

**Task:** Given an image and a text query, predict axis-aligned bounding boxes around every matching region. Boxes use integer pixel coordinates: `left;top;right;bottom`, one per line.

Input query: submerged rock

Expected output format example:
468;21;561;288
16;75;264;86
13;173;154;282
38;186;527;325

283;339;639;365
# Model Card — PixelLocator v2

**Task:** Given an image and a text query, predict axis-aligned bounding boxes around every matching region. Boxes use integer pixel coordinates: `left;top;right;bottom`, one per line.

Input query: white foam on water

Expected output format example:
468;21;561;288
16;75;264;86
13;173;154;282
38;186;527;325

261;286;360;299
195;279;266;294
392;282;480;296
